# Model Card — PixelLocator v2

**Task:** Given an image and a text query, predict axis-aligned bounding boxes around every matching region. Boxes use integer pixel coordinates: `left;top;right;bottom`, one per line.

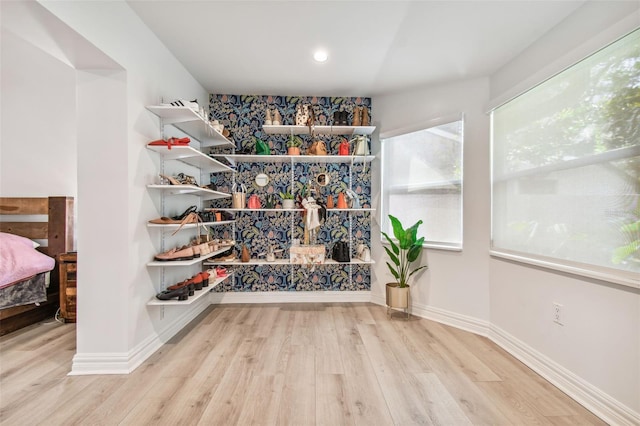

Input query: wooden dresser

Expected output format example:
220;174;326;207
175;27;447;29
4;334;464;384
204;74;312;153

58;252;77;322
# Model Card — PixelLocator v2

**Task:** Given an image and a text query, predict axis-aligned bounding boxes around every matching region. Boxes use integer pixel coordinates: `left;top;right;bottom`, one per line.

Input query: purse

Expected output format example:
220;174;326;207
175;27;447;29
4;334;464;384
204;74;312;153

247;194;261;209
332;241;351;263
352;135;370;155
338;138;350;155
307;140;328;155
256;138;271;155
232;183;247;209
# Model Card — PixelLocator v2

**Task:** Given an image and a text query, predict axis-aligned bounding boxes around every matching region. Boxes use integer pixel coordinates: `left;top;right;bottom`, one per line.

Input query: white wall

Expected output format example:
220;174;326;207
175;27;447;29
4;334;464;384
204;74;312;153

488;1;640;419
2;0;212;373
0;28;76;198
372;77;492;326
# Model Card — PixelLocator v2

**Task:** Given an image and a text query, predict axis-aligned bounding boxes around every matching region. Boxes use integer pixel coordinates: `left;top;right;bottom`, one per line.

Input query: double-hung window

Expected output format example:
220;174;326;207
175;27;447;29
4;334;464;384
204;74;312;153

381;116;464;250
491;28;639;287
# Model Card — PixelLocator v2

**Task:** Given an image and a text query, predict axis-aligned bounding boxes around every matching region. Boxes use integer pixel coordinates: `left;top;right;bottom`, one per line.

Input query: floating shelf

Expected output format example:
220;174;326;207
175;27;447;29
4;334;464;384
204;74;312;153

263;125;375;136
147;220;235;231
147;245;235;267
146;105;234;148
147;145;235;173
147;273;233;306
203;258;375;266
207;208;374;213
210;154;374;167
146;184;231;201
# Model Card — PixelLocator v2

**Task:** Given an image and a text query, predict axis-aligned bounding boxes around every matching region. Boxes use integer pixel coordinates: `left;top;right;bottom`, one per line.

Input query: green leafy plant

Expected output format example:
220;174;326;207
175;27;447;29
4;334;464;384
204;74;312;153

279;191;294;200
287;135;302;148
381;215;428;288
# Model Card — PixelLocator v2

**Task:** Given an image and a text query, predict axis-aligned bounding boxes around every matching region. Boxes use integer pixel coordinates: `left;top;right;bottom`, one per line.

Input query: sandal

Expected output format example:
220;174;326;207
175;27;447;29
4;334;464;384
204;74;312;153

172;206;197;221
177;173;198;186
148;137;190;150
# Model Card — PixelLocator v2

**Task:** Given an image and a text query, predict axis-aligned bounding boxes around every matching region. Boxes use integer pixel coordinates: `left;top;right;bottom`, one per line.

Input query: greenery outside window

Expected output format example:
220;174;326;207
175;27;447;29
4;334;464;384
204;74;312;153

491;28;639;287
381;117;464;250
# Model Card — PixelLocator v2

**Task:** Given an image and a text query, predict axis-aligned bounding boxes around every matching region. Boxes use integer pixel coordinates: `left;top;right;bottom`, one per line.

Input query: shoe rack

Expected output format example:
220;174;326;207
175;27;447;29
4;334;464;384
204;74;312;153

145;104;237;305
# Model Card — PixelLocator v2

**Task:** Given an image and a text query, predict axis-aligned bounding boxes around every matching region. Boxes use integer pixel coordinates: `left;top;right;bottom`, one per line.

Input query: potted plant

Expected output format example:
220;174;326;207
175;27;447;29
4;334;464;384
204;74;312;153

381;214;428;316
287;135;302;155
279;190;295;209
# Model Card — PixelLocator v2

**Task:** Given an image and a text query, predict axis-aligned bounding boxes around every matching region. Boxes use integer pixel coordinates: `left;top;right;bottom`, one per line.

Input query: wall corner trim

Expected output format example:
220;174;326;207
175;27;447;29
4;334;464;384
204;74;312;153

69;297;211;375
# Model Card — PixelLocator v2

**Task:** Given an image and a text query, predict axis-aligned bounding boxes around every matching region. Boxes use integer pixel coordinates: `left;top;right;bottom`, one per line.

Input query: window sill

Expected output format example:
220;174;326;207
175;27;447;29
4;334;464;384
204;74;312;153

490;249;639;290
382;239;462;252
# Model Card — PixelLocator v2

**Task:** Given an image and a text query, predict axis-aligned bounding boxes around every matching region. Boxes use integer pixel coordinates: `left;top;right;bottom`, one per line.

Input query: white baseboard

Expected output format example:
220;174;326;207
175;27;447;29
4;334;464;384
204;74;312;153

69;296;210;375
371;292;638;425
209;290;371;304
370;292;491;336
489;325;640;426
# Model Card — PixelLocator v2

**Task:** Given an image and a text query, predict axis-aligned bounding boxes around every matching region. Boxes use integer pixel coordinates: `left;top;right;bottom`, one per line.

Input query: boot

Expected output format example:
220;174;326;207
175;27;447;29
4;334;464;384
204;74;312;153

265;109;272;125
361;107;369;126
272;109;282;125
352;107;361;126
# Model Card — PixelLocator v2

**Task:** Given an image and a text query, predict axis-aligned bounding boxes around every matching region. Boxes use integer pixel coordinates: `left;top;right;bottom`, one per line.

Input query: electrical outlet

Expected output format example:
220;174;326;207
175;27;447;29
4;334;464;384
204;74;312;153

553;302;563;325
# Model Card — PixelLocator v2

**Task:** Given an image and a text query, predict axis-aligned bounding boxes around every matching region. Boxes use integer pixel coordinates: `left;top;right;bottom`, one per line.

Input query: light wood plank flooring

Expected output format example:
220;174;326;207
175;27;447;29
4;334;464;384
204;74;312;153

0;303;605;425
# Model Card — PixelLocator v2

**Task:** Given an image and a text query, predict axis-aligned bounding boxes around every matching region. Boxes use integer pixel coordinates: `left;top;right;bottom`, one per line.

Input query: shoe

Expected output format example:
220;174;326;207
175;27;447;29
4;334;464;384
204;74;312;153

162;99;199;110
272;109;282;125
265;109;272;125
215;266;227;277
361;107;370;126
340;111;348;125
333;111;341;126
199;271;210;287
156;287;189;301
352;107;361;126
154;246;196;261
172;206;198;221
148;137;190;150
148;216;182;224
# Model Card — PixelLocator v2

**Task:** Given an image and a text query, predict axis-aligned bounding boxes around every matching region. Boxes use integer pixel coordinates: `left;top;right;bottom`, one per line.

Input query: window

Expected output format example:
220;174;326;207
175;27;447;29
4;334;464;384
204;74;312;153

381;117;464;250
491;28;639;286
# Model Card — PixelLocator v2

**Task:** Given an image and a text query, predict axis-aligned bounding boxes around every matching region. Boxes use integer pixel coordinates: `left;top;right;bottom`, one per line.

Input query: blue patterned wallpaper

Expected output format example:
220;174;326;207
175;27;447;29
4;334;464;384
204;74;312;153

207;94;372;292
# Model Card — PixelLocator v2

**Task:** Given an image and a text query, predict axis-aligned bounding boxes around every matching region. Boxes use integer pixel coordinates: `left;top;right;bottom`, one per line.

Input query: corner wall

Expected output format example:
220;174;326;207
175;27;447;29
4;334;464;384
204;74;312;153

372;77;492;328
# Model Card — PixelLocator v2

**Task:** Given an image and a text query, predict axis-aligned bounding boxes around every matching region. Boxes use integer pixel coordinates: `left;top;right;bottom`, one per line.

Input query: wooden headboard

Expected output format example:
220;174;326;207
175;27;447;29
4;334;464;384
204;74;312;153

0;196;74;335
0;197;74;257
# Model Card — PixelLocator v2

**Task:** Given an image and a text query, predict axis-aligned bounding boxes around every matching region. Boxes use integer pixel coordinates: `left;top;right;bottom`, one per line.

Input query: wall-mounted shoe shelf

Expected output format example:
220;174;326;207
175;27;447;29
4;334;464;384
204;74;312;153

147;145;234;173
147;244;235;267
146;105;234;148
147;220;235;231
210;208;375;213
147;273;233;306
147;184;231;201
263;125;375;136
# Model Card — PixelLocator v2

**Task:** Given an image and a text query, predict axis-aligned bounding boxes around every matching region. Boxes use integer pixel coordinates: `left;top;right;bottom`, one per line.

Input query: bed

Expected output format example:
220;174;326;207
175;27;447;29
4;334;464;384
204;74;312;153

0;197;74;336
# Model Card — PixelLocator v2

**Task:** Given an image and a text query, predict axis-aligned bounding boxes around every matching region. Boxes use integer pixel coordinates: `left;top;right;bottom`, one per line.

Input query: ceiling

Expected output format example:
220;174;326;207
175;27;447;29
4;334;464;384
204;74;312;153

128;0;586;97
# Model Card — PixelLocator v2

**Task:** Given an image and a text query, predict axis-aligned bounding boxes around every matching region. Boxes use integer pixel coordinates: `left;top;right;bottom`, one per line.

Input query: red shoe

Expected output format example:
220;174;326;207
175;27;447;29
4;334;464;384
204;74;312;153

199;271;210;287
147;137;190;150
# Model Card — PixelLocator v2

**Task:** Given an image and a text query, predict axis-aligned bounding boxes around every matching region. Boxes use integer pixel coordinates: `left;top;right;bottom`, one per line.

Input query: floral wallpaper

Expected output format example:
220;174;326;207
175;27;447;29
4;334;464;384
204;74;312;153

207;94;372;292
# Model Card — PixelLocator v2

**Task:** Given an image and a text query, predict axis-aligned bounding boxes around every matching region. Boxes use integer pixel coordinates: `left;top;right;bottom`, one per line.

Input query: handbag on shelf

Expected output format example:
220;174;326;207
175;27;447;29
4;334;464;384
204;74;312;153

247;194;261;209
307;140;328;156
332;241;351;263
256;138;271;155
338;138;350;155
352;135;370;155
232;183;247;209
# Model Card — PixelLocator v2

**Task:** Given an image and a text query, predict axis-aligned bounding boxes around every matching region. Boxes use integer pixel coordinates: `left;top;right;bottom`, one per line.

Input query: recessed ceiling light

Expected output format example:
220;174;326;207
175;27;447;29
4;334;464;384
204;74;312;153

313;50;328;63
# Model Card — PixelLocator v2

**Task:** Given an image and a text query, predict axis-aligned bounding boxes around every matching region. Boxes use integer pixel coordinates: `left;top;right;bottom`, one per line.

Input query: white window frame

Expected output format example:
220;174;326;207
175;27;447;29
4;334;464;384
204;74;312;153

489;29;640;289
381;113;464;251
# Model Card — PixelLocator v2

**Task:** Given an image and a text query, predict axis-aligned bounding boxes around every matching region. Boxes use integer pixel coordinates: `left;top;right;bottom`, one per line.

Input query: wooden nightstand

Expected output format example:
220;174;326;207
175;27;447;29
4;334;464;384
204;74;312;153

58;252;77;323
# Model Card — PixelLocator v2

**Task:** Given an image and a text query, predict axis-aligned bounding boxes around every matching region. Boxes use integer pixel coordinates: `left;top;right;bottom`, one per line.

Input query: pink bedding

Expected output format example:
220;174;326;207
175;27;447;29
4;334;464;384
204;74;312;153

0;232;55;289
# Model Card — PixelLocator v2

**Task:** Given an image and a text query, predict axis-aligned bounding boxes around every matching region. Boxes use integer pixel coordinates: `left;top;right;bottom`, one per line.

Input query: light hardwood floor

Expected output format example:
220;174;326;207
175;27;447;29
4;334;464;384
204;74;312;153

0;303;605;425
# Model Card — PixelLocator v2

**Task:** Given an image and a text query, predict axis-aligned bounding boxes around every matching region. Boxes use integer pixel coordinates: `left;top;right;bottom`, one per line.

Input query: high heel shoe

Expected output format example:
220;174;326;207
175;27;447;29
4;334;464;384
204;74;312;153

159;174;182;185
172;206;198;221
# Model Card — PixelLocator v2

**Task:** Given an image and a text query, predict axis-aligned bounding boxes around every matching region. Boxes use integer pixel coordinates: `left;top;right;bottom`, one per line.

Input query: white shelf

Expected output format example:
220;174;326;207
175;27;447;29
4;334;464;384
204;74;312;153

147;220;234;231
203;258;375;266
146;105;234;148
147;184;231;201
211;154;374;166
263;125;375;136
207;208;374;213
146;145;235;173
147;273;232;306
147;245;235;267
